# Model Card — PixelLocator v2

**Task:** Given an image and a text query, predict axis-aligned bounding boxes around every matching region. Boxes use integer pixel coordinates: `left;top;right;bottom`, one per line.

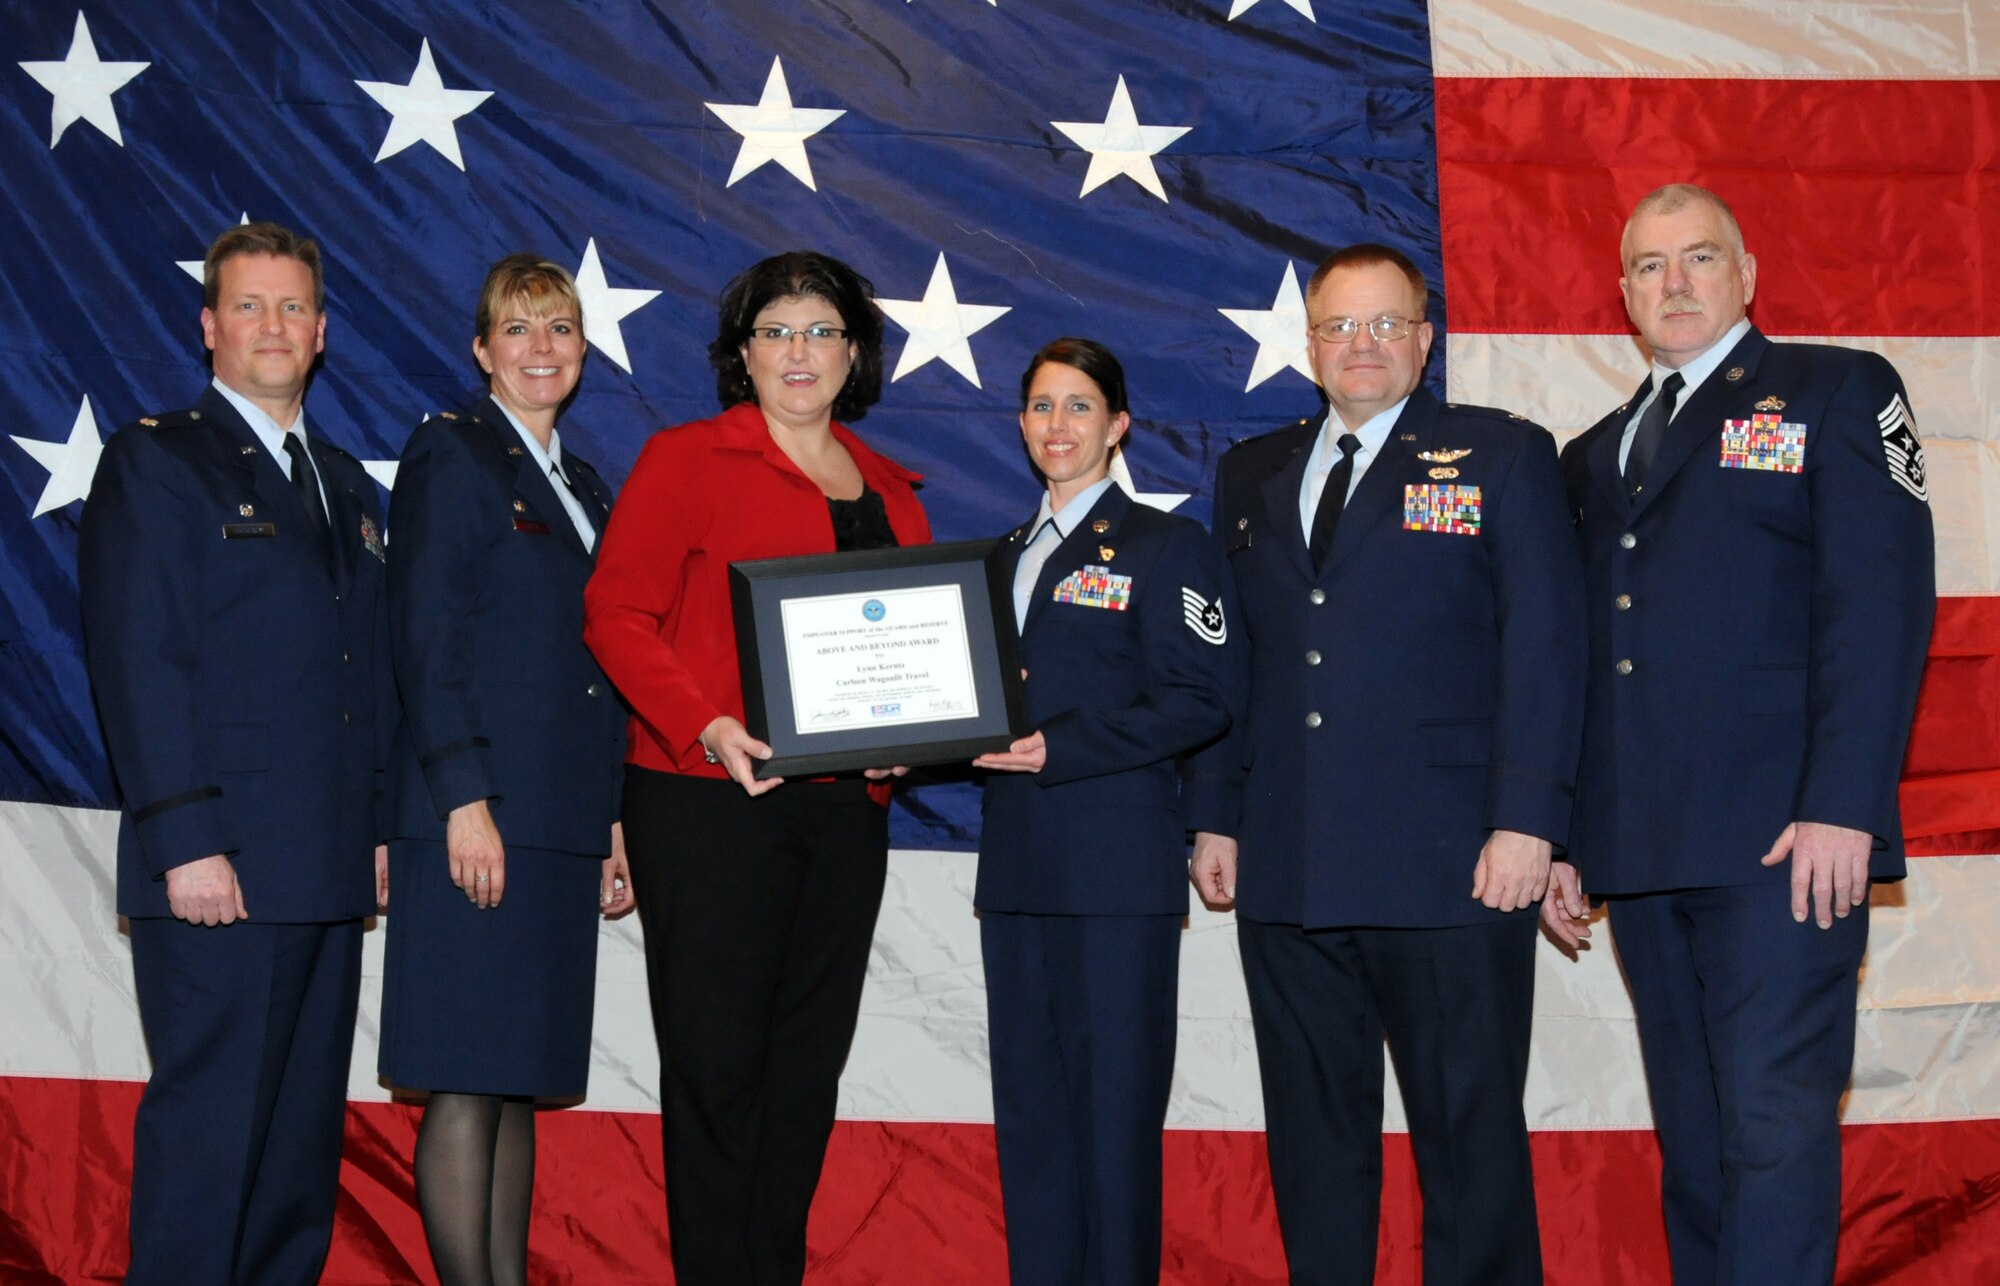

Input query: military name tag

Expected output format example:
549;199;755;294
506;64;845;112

1719;413;1806;473
1403;484;1482;536
222;521;276;539
513;517;551;535
1053;564;1132;610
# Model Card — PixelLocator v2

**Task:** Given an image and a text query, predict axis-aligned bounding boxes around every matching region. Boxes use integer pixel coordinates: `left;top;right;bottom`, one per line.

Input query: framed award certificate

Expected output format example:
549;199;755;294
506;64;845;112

728;540;1027;778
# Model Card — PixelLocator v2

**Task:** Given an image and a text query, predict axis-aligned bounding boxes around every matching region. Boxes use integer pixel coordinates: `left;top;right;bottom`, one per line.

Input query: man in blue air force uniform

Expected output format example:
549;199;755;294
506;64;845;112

1186;244;1586;1286
78;223;392;1285
1541;184;1935;1285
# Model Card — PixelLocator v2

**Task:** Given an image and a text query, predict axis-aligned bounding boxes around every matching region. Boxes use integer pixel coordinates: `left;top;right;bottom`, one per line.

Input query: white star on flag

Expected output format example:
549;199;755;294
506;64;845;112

705;57;845;190
1227;0;1316;21
1110;450;1188;514
177;213;251;283
18;12;149;148
572;239;661;374
878;254;1011;388
1218;261;1315;391
1049;76;1191;202
355;39;493;171
12;396;105;517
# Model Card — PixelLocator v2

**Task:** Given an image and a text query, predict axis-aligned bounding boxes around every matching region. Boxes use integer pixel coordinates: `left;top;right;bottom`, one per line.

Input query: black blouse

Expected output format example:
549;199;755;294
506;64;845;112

828;486;899;552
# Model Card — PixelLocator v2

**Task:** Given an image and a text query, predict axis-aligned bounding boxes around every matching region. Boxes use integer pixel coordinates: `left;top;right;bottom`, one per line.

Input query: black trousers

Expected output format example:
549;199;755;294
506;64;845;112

622;767;890;1286
1238;914;1543;1286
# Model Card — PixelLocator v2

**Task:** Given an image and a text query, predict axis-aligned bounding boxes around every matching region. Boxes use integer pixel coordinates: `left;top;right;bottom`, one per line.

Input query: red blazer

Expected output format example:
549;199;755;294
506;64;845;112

584;401;931;785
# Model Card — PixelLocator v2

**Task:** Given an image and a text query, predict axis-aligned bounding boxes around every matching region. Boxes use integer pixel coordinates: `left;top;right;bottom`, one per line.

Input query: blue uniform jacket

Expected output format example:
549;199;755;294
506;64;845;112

1559;328;1935;894
976;484;1234;917
385;399;626;854
79;385;394;922
1186;387;1587;929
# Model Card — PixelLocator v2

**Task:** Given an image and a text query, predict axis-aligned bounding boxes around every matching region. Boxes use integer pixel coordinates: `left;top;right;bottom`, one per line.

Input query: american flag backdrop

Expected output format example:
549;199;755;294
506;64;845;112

3;1;1997;1281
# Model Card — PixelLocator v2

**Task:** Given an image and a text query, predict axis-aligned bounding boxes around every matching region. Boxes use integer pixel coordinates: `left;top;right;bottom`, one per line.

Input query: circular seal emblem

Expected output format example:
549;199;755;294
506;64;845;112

862;599;886;622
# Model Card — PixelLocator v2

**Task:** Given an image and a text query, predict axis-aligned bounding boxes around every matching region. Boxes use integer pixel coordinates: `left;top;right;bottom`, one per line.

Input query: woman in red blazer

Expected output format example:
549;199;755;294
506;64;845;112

583;251;929;1285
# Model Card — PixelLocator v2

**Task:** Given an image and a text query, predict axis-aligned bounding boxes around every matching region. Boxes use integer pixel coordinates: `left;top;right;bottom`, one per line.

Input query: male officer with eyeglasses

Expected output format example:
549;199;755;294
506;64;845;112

1188;243;1585;1285
1543;184;1934;1285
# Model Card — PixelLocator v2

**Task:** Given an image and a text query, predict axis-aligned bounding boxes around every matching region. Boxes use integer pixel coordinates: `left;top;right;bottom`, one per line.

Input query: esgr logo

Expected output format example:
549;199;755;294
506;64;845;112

862;599;886;622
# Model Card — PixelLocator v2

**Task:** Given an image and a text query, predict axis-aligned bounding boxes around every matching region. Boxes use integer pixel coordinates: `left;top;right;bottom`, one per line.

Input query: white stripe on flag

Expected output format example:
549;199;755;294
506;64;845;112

4;801;1997;1129
1429;0;2000;79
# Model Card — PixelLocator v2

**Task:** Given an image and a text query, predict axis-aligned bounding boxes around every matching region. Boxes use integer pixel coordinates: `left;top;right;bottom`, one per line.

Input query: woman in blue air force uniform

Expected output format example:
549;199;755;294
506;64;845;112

377;254;633;1286
974;338;1236;1286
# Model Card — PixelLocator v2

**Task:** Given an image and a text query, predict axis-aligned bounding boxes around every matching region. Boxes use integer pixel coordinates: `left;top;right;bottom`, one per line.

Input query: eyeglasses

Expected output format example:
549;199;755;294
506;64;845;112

1308;315;1420;344
747;324;850;346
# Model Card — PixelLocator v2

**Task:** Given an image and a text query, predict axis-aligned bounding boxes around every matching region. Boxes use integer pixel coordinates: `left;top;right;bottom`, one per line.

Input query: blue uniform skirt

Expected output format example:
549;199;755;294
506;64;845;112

378;838;601;1097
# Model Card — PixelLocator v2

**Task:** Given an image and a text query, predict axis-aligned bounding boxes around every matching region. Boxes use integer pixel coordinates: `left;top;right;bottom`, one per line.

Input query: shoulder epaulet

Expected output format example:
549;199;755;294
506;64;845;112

134;408;202;431
1440;401;1533;426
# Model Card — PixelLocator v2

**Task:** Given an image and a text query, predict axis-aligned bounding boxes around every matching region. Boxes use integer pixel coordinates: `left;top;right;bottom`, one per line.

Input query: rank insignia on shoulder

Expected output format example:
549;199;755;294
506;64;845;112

1403;484;1482;536
1878;394;1928;501
1052;565;1131;610
1092;518;1110;533
1099;545;1115;561
1755;396;1787;412
1429;466;1460;480
439;410;458;420
139;417;159;427
1720;415;1806;473
1725;366;1745;383
1418;448;1472;464
1181;587;1227;644
188;410;202;421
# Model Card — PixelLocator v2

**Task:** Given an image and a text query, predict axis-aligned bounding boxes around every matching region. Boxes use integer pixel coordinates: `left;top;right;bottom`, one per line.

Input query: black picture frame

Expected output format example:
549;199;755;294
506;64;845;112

729;539;1027;779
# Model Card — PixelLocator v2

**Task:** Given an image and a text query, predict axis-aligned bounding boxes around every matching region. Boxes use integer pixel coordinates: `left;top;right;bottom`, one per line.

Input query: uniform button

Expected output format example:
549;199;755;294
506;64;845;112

1309;588;1326;605
1618;533;1637;550
586;682;602;697
1615;659;1634;676
1305;711;1322;729
342;650;352;663
1614;594;1632;611
1305;650;1322;666
342;711;353;724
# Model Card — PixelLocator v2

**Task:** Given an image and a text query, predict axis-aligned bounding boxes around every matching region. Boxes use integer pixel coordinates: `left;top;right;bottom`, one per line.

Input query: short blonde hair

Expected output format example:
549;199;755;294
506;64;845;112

474;253;582;342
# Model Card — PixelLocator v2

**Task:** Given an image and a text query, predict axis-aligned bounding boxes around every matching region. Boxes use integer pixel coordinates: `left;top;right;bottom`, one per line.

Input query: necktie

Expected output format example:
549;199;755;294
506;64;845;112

282;430;332;562
1624;371;1685;497
1308;433;1362;572
552;461;599;534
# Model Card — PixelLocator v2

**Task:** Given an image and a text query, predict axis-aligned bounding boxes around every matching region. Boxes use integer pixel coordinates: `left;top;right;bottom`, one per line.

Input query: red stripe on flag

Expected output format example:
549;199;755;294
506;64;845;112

1906;596;2000;854
5;1076;1997;1282
1434;78;2000;338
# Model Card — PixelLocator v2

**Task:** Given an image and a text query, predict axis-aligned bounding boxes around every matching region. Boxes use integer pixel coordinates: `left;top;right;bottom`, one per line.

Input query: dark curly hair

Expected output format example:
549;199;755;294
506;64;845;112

708;251;886;422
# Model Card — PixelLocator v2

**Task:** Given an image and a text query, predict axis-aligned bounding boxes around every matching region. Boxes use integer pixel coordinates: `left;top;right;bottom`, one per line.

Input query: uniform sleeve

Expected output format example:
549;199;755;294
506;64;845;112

78;428;235;874
1183;458;1252;835
1036;520;1234;788
1483;428;1588;847
386;424;499;818
582;433;723;758
1796;353;1936;838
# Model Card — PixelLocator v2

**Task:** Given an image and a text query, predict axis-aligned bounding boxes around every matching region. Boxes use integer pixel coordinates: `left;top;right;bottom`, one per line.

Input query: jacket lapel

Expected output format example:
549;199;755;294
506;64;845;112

202;386;336;583
1322;387;1438;578
1258;429;1317;583
1023;484;1130;634
1588;380;1645;519
478;398;595;563
1631;327;1769;516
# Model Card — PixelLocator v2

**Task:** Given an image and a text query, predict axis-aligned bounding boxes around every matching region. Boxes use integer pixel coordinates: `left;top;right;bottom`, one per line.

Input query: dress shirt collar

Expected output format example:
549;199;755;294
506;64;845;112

212;376;309;466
